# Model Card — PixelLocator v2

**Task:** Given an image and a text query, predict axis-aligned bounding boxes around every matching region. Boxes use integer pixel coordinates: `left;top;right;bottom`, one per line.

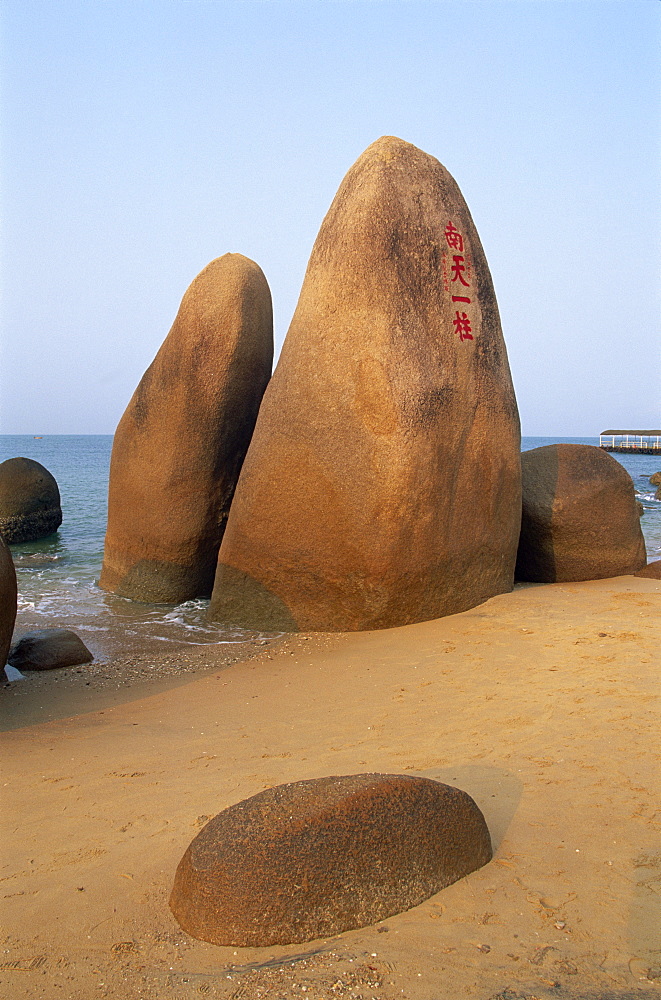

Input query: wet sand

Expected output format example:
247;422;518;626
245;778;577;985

1;575;660;999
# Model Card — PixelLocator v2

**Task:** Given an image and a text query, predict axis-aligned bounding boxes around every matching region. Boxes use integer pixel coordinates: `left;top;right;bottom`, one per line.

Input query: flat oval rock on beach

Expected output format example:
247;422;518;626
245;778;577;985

0;536;17;667
0;457;62;544
169;773;492;947
100;254;273;604
210;136;521;631
8;628;93;671
516;443;646;582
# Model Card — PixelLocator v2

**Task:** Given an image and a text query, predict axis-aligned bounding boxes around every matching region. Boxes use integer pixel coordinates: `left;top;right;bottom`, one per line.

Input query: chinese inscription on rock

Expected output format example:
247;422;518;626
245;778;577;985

444;221;474;342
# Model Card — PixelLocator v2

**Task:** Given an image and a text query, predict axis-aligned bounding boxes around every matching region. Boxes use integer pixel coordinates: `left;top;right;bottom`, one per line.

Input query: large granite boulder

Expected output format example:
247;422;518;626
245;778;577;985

209;136;521;631
516;444;646;582
8;628;93;670
170;773;492;947
0;536;17;667
0;458;62;544
99;254;273;603
648;472;661;486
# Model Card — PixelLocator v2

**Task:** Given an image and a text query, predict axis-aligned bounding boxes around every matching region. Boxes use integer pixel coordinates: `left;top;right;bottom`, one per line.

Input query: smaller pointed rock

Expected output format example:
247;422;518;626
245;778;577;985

100;254;273;604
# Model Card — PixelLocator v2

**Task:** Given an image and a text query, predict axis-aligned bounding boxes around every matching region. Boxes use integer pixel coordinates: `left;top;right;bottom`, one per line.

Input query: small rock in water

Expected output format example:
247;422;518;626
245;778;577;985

8;629;93;671
0;457;62;544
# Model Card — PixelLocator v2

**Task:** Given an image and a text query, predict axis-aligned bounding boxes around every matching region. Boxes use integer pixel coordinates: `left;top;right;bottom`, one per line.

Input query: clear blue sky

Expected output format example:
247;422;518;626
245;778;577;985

1;0;659;435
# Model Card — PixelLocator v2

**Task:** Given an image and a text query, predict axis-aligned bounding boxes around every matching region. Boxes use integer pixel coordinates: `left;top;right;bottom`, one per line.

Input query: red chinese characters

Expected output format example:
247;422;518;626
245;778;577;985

452;311;472;341
444;221;473;341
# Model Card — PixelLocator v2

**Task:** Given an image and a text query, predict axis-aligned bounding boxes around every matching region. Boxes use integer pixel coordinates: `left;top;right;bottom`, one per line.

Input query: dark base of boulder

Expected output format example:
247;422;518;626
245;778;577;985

0;507;62;544
8;629;93;670
169;773;492;947
634;560;661;580
99;555;217;605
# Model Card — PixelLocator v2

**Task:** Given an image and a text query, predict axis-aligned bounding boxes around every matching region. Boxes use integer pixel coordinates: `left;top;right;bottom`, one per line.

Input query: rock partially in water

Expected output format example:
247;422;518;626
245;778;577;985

210;136;520;631
0;536;17;667
0;457;62;544
648;472;661;486
170;772;492;947
516;443;646;582
100;254;273;604
8;628;93;671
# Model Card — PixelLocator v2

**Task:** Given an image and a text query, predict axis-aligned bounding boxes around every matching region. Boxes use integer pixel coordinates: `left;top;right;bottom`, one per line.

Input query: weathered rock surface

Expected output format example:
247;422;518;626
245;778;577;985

649;472;661;486
170;773;492;947
0;458;62;544
100;254;273;603
516;444;646;582
8;628;93;670
634;559;661;580
210;136;521;631
0;536;17;666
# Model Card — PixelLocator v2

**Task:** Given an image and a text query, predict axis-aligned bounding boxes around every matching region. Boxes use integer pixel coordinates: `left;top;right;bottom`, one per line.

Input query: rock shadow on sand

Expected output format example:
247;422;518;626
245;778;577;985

420;763;523;853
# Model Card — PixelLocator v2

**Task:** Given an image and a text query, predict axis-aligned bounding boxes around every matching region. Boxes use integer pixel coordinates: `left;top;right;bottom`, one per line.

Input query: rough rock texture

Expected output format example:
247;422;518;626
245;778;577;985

649;472;661;486
8;629;93;670
99;254;273;603
656;487;661;501
0;458;62;544
170;773;492;947
516;444;646;583
210;136;520;631
634;560;661;580
0;536;17;666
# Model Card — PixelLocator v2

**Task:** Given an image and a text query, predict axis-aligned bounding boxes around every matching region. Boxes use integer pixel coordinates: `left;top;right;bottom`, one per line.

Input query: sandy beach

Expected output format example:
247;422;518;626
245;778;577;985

1;573;660;1000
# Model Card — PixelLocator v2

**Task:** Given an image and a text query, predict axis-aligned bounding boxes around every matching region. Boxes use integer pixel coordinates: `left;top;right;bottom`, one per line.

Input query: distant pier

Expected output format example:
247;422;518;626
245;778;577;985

599;429;661;455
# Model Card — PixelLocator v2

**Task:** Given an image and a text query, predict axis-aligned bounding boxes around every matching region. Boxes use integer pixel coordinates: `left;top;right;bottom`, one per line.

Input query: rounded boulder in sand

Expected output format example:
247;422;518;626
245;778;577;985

100;254;273;604
516;443;646;582
0;457;62;544
169;773;492;947
210;136;520;631
0;536;17;666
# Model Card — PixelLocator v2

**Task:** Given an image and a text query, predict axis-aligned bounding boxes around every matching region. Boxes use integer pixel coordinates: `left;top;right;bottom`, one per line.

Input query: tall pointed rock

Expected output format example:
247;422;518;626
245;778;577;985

210;138;521;631
100;254;273;603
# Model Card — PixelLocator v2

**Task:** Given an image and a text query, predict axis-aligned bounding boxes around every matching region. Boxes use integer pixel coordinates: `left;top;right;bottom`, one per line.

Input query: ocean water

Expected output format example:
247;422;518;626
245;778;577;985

1;434;659;660
0;435;270;660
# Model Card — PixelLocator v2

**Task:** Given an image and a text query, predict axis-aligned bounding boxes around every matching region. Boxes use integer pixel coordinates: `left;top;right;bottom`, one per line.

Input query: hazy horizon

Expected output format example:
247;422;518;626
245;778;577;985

1;1;659;437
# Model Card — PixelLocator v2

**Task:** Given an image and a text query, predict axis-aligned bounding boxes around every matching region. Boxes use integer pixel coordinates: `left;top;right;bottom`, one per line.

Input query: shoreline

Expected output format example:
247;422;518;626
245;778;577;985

1;573;660;999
